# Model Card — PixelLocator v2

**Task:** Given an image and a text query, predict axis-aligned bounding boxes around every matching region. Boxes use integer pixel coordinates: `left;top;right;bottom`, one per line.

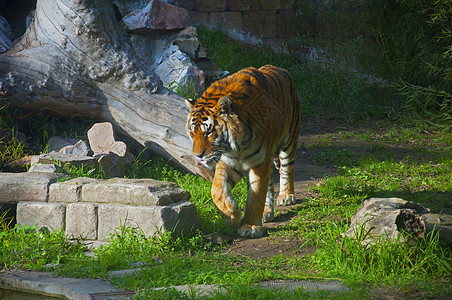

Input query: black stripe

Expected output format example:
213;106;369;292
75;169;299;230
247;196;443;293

281;161;295;167
244;142;263;160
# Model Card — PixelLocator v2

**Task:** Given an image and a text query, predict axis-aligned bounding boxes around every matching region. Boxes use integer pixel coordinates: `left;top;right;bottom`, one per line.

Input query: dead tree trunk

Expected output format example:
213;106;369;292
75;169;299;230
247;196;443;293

0;0;213;180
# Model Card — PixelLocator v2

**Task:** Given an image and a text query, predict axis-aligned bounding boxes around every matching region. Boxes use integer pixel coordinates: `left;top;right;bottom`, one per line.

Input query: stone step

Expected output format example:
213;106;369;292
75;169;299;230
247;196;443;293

0;172;64;204
49;177;190;205
1;172;201;243
16;200;200;241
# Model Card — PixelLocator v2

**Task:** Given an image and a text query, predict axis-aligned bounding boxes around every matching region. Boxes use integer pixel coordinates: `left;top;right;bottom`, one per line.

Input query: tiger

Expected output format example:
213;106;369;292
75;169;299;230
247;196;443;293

185;65;300;238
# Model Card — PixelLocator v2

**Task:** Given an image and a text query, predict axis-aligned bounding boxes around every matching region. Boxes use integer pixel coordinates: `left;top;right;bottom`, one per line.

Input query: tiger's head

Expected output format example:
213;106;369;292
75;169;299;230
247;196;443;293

185;96;235;169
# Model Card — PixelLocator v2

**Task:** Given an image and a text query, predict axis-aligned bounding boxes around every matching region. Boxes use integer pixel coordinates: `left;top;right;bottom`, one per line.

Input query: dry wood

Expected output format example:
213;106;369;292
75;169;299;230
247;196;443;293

0;0;212;180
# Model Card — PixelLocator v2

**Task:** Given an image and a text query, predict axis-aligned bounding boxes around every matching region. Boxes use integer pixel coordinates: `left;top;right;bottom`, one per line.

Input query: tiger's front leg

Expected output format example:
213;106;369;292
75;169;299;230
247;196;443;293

211;160;243;228
238;160;272;238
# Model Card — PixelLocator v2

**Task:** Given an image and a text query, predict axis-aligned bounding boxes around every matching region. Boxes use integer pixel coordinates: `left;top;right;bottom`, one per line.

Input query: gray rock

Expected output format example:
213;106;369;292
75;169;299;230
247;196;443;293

97;201;200;241
155;43;205;95
122;0;191;32
96;152;126;178
48;136;77;152
87;122;131;159
0;269;130;300
421;212;452;247
59;140;91;156
28;163;57;173
81;178;190;206
17;202;66;231
172;29;207;60
343;197;452;246
0;172;63;204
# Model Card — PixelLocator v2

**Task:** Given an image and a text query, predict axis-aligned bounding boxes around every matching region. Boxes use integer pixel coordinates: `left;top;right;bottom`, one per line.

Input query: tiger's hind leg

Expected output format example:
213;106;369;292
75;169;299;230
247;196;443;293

276;141;297;206
262;174;274;223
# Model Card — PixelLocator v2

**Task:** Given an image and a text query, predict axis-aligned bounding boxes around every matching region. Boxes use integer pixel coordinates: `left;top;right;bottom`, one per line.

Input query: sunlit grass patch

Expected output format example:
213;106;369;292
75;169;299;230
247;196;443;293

0;211;85;270
313;221;452;290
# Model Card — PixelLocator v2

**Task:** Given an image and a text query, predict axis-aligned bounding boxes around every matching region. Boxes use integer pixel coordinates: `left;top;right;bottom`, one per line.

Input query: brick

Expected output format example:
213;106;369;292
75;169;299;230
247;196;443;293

97;201;200;241
210;11;242;31
227;0;254;11
81;178;190;206
176;0;195;11
0;172;63;204
66;203;98;240
228;0;295;11
48;177;98;203
194;0;226;11
189;11;209;26
243;10;278;38
17;202;66;231
276;9;299;38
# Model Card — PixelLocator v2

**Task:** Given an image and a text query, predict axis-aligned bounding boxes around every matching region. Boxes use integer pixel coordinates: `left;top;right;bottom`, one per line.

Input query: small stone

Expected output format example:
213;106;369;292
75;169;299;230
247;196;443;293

48;136;74;152
87;122;116;156
108;141;127;157
28;163;57;173
59;140;91;156
96;152;126;178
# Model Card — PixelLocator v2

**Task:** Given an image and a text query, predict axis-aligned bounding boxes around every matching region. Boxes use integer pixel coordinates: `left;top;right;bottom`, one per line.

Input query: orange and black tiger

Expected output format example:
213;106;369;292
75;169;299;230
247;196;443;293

186;65;300;238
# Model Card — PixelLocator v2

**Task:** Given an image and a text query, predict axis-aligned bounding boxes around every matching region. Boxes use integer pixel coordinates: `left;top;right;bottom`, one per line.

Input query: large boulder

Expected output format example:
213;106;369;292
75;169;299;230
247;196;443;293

343;197;452;247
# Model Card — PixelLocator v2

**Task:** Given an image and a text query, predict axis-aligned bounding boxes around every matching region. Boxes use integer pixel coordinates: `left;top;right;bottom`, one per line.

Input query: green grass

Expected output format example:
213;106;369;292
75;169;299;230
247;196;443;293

0;211;85;270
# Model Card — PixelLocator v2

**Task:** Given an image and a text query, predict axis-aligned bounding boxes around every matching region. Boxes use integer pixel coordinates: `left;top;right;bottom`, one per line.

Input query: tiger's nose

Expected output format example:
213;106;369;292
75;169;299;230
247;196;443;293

195;151;205;160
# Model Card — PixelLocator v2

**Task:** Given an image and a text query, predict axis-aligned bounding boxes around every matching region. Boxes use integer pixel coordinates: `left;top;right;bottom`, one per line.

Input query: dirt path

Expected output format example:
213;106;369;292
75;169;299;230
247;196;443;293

227;118;342;259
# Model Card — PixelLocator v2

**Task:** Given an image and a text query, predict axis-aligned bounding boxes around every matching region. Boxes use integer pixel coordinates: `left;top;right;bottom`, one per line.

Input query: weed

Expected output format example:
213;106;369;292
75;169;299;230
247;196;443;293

0;220;85;270
169;79;199;99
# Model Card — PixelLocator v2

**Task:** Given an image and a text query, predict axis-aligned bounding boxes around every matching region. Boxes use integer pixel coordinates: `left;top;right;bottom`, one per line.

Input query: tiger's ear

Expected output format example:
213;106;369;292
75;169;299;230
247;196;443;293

185;98;196;109
217;96;233;114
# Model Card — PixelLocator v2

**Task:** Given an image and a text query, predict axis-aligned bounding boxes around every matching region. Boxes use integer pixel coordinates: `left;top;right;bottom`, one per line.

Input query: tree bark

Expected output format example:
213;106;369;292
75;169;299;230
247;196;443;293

0;0;212;180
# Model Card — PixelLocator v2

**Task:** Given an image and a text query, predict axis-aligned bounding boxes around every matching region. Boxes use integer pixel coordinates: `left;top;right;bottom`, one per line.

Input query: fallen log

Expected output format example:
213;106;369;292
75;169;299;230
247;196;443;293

0;0;213;180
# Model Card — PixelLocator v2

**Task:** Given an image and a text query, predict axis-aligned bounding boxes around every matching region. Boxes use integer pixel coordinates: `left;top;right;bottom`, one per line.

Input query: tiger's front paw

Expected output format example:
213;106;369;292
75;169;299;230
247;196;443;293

276;193;296;206
237;224;265;238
